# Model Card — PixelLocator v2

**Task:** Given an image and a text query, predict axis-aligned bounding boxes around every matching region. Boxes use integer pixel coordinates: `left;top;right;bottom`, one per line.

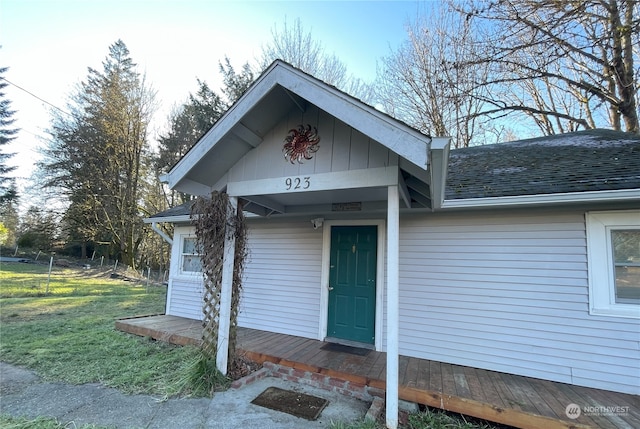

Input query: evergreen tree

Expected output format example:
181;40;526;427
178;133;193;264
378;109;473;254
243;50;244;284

41;40;155;268
0;65;18;203
156;57;254;205
17;206;58;251
0;197;18;247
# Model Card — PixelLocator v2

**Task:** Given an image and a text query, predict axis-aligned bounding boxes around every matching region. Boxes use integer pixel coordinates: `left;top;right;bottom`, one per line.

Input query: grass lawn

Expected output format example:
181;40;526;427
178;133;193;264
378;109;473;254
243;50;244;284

0;261;202;398
1;262;497;429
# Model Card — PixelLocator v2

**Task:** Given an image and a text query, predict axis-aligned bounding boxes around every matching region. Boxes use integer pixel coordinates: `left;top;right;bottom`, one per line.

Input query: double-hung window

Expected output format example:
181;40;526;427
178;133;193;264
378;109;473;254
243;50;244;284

586;211;640;318
181;236;202;274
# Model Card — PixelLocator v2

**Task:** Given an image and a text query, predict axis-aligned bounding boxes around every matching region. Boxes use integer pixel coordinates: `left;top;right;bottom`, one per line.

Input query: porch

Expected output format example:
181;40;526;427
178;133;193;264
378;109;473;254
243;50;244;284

116;315;639;429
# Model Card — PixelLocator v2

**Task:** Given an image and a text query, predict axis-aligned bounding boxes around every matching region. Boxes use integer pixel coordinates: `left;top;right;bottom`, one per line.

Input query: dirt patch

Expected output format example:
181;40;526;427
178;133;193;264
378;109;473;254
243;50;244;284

228;355;262;381
251;386;329;420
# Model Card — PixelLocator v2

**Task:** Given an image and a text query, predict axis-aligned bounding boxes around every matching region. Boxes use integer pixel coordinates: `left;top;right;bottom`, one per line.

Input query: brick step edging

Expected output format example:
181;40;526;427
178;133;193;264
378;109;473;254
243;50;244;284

231;361;385;402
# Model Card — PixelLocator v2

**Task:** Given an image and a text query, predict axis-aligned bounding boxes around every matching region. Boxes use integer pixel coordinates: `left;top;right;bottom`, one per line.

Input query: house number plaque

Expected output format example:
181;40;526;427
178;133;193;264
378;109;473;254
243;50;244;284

285;176;311;190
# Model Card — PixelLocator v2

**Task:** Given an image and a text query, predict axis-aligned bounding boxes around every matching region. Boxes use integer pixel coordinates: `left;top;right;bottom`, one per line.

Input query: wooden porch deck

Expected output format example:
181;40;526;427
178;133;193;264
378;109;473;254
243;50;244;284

116;315;639;429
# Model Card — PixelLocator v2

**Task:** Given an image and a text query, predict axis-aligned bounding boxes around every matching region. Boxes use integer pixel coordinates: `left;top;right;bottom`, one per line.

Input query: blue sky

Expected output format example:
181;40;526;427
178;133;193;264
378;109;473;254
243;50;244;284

1;0;425;201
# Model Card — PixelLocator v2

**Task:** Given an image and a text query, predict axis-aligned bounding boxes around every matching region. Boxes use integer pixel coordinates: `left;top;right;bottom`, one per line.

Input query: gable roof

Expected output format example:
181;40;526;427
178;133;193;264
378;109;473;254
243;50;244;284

444;129;640;208
148;129;640;222
164;60;437;196
154;59;639;219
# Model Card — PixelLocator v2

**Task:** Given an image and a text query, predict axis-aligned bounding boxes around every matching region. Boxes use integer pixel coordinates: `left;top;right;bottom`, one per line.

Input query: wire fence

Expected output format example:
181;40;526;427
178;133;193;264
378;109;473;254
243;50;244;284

1;249;170;291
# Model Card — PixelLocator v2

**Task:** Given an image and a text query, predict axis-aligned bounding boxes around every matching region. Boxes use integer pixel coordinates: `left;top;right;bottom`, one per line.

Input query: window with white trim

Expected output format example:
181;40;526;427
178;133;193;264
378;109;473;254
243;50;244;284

586;211;640;318
180;236;202;273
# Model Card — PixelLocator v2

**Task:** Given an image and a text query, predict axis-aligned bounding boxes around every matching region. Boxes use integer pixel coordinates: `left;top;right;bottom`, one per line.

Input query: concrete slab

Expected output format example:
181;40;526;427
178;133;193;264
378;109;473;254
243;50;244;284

0;362;369;428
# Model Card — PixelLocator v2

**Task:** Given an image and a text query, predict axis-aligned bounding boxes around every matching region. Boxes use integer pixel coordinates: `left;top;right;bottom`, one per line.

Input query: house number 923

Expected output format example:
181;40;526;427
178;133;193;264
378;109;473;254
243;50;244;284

285;176;310;190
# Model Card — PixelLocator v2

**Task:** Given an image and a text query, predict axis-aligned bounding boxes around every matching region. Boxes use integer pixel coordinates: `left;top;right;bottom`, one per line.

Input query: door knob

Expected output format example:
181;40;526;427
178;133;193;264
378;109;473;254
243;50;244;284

328;286;334;291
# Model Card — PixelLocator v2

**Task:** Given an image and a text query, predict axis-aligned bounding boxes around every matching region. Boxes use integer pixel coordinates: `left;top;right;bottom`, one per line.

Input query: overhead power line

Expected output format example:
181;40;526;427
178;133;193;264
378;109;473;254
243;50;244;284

1;77;73;118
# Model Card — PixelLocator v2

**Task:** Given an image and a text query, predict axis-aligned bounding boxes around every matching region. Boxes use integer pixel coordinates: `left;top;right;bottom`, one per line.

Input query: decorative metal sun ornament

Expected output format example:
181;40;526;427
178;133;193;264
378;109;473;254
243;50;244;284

283;124;320;164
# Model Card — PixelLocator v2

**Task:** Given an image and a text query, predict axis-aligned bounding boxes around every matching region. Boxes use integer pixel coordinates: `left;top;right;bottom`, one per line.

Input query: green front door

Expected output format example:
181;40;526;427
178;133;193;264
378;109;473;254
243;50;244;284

327;225;377;344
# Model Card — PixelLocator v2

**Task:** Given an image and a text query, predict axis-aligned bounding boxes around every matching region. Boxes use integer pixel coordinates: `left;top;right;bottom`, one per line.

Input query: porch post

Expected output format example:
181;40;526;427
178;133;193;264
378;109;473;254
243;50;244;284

217;196;238;375
386;185;399;429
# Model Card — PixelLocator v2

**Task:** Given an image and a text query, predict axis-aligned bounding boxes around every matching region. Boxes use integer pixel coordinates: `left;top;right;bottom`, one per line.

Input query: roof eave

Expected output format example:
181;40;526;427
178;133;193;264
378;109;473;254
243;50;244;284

142;215;192;224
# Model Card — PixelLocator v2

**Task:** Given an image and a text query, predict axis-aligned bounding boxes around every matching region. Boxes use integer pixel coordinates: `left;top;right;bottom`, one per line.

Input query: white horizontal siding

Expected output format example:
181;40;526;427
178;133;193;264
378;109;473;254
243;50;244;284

166;278;203;320
238;220;323;339
398;210;640;395
166;226;203;321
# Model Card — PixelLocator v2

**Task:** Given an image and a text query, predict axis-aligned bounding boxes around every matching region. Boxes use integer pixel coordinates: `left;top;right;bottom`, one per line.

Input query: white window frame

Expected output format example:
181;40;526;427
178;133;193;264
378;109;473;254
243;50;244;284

586;210;640;319
179;234;202;275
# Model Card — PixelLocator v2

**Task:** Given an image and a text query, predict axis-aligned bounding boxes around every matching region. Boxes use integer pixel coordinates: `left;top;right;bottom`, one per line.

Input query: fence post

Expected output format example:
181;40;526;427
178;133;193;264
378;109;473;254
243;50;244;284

46;256;54;294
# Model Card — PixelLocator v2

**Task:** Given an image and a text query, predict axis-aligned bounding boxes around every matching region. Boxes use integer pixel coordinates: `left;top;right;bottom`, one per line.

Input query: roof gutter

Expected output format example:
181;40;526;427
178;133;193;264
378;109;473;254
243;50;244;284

148;221;174;245
440;188;640;210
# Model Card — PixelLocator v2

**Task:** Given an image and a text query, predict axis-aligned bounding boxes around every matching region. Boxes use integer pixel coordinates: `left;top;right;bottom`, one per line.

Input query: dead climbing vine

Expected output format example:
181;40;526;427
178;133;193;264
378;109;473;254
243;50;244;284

191;191;247;373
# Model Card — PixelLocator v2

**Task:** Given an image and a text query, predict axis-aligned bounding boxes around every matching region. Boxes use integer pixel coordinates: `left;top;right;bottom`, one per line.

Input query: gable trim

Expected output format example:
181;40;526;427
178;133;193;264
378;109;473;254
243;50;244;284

165;61;433;194
273;65;430;170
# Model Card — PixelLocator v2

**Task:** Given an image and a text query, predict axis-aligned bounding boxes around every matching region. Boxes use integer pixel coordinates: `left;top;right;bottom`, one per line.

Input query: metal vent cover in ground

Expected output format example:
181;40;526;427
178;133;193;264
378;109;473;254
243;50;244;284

251;386;329;420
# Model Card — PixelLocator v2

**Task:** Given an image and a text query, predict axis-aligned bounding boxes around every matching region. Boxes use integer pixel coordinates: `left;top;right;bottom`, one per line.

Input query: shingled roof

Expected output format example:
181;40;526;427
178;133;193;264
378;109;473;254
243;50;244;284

445;129;640;200
146;200;194;221
146;129;640;221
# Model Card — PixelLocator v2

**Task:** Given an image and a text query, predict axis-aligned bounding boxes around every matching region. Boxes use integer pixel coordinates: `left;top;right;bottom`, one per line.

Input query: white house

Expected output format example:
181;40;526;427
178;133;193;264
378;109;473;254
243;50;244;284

146;61;640;425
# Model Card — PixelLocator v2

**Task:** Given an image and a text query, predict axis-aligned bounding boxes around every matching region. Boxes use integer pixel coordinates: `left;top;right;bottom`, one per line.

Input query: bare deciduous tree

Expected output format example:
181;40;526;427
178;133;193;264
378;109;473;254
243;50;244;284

376;5;491;147
258;18;374;103
460;0;639;134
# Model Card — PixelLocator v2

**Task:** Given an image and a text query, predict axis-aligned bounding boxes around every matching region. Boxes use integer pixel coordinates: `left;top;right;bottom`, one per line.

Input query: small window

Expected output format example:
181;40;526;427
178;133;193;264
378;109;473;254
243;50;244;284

587;211;640;318
611;230;640;304
181;237;202;273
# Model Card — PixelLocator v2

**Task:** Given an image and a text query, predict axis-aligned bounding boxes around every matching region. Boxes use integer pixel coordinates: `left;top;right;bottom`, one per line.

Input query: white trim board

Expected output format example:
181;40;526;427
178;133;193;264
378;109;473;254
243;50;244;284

228;167;399;197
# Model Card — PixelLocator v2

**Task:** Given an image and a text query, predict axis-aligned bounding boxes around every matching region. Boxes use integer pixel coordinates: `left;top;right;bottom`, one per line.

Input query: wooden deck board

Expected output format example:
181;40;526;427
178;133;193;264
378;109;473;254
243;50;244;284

526;377;599;428
473;366;505;409
487;370;523;412
500;373;539;414
403;357;421;389
463;366;488;403
440;363;457;397
452;364;471;398
583;382;640;424
428;360;443;393
556;381;634;429
116;315;639;429
415;357;430;390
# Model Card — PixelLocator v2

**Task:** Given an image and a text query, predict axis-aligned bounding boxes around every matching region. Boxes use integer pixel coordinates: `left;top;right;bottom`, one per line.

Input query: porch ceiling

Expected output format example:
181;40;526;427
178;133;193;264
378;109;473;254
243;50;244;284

238;168;437;216
240;187;391;217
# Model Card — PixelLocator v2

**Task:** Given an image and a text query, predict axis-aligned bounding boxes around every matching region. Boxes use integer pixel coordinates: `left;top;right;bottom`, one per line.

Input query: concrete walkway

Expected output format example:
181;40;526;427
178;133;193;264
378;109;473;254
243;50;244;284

0;362;370;428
